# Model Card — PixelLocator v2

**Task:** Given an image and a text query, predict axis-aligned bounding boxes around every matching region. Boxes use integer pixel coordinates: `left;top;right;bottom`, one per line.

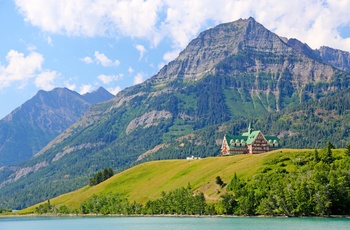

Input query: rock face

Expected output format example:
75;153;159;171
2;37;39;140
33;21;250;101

0;87;113;166
315;46;350;72
1;17;350;209
126;110;173;134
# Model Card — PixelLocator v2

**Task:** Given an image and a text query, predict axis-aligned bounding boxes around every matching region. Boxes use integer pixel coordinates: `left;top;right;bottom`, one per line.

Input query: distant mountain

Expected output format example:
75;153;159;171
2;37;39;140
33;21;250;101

0;87;113;166
1;17;350;209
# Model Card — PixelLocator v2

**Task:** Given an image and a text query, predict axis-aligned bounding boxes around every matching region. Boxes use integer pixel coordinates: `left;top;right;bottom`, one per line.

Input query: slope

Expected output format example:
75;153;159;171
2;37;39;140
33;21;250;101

19;148;316;213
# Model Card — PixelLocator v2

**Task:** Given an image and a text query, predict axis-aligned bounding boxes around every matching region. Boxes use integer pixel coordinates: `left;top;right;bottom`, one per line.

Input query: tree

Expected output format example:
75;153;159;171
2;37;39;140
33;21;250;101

220;193;236;215
89;168;114;186
216;176;226;188
345;144;350;157
314;149;320;163
323;141;334;164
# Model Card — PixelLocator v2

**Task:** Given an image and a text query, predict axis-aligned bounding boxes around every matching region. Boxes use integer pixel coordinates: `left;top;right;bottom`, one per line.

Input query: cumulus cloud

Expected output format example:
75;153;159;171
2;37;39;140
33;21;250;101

128;66;134;74
133;73;144;85
108;86;121;95
94;51;120;67
98;74;123;84
65;82;76;91
35;70;59;90
80;52;120;66
0;50;43;89
15;0;350;54
135;44;147;60
81;56;93;64
79;84;93;94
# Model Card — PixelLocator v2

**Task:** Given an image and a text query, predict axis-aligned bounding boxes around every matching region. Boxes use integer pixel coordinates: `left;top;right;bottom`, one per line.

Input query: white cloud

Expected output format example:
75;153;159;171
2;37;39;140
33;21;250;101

27;44;37;51
128;66;134;74
97;74;123;84
163;49;180;63
35;70;58;90
133;73;144;85
79;84;93;94
80;56;93;64
135;44;146;60
0;50;43;89
15;0;350;53
94;51;120;67
15;0;161;38
65;83;76;91
108;86;121;95
81;52;120;66
46;36;53;46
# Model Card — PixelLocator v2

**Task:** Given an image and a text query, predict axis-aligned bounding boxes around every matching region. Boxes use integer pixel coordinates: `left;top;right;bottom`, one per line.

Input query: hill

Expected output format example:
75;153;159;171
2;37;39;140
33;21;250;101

19;148;350;216
0;87;113;167
1;17;350;210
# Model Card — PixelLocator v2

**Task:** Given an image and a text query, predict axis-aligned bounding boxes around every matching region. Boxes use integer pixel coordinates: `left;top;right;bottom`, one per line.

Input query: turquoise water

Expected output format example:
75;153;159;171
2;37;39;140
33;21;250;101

0;216;349;230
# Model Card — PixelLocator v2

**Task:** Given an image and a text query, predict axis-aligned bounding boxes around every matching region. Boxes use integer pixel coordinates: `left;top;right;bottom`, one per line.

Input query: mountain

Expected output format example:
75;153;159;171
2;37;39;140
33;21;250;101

0;87;113;166
1;17;350;209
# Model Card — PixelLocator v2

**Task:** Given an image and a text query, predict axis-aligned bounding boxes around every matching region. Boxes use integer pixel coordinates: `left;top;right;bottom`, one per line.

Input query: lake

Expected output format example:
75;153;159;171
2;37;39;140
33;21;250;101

0;216;349;230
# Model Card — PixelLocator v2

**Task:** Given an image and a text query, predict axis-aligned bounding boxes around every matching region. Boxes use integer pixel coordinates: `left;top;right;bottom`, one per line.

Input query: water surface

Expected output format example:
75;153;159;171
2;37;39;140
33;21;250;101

0;216;349;230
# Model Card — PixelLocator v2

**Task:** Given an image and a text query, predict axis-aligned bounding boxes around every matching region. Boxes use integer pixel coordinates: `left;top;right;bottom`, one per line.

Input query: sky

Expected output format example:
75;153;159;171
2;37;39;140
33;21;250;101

1;0;350;119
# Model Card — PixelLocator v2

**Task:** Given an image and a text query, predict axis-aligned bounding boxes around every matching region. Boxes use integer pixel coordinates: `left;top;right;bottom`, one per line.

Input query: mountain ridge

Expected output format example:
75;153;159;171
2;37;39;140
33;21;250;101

0;87;113;166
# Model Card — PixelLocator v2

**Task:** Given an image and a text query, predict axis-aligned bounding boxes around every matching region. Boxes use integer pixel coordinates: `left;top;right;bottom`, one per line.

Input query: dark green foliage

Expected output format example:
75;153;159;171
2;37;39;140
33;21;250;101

36;200;54;214
79;187;207;215
219;193;236;215
313;149;320;163
89;168;114;186
81;194;137;215
226;152;350;216
323;141;335;164
215;176;226;188
0;207;11;213
143;186;207;215
345;144;350;157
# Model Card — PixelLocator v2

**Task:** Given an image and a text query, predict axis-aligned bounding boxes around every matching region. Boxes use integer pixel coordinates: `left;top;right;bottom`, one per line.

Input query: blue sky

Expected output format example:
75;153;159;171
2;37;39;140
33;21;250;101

1;0;350;119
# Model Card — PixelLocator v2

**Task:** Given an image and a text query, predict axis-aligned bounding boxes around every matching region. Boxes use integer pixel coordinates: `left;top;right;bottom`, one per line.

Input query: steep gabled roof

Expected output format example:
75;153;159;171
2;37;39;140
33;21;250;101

246;130;263;144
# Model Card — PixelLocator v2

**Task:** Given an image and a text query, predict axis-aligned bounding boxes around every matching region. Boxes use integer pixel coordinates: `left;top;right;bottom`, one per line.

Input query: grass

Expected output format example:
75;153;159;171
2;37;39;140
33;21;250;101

19;148;327;214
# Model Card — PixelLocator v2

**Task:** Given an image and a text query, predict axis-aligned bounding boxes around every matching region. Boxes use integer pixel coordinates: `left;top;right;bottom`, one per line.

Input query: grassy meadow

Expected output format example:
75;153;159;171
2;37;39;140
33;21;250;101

19;148;344;214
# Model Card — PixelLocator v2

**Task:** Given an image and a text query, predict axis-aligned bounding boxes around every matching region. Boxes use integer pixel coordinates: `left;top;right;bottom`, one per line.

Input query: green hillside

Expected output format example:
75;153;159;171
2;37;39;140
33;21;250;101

19;148;328;214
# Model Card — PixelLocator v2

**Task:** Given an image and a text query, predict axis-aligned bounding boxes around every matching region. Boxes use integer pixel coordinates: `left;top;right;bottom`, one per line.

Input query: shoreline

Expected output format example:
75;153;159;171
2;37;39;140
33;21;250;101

1;213;350;219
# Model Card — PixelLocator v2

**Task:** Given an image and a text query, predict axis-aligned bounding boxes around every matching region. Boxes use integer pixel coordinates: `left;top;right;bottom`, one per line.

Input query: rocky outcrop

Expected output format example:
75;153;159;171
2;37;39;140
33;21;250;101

52;142;105;162
126;110;173;134
0;161;49;189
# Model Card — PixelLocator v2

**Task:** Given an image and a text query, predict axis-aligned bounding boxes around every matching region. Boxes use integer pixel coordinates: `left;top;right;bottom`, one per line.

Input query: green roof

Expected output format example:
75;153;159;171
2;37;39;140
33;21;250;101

224;125;280;148
245;130;261;144
224;134;248;148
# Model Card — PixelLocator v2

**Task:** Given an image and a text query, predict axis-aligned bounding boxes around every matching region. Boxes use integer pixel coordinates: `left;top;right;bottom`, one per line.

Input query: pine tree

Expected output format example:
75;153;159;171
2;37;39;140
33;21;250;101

345;144;350;157
324;141;334;164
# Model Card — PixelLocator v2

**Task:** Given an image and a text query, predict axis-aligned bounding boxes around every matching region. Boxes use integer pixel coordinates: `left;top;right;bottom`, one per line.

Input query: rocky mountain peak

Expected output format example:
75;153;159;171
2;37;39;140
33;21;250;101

150;17;291;85
82;87;114;104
